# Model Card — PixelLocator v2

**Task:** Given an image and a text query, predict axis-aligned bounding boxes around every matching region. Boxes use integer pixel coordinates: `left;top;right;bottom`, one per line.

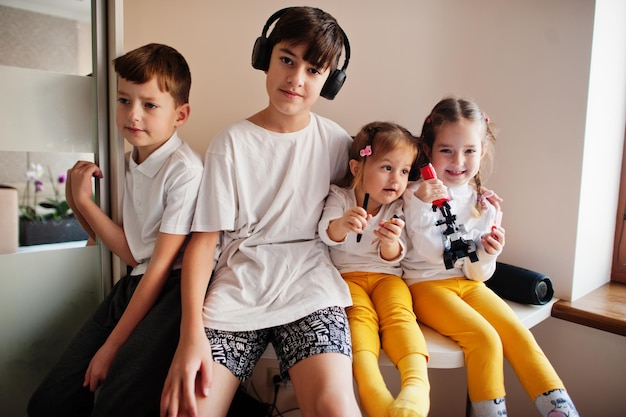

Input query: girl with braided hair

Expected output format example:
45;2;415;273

402;97;579;417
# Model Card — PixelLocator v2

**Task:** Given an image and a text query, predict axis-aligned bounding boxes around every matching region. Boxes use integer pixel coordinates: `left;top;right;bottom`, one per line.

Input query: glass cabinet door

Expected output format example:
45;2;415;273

0;1;111;415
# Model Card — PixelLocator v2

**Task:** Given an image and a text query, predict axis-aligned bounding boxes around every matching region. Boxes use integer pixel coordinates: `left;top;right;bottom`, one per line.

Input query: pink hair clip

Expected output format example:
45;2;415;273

360;145;372;157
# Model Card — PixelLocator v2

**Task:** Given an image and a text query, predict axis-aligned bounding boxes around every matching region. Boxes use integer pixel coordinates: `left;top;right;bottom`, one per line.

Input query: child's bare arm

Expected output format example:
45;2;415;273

162;231;220;417
84;232;187;391
68;161;137;266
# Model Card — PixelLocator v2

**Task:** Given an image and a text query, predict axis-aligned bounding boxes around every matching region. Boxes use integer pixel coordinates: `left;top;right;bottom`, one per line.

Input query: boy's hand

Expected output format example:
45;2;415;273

83;342;119;392
161;334;214;417
66;160;100;243
65;169;77;212
67;161;103;209
414;178;448;204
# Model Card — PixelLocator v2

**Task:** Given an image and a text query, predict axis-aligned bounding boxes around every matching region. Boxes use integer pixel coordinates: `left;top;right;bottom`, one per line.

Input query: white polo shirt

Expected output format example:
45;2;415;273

124;132;203;276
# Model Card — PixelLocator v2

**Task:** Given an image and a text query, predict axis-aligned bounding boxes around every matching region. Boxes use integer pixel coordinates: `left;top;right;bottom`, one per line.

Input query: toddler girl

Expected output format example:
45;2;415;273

320;121;430;417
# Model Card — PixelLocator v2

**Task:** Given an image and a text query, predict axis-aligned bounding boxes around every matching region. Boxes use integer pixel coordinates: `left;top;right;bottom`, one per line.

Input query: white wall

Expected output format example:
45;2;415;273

574;0;626;299
123;0;625;302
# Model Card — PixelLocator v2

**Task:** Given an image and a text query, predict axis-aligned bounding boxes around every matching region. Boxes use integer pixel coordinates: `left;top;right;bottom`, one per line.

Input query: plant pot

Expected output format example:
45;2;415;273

19;216;88;246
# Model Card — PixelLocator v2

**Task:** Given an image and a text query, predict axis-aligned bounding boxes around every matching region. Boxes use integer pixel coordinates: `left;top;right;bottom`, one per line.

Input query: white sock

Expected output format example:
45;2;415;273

471;397;507;417
534;389;579;417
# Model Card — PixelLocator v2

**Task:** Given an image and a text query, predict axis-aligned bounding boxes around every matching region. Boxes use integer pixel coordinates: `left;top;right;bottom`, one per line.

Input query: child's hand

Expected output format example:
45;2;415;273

375;216;405;261
327;206;371;242
373;216;404;246
479;187;503;211
66;161;100;244
161;334;214;417
481;225;505;255
67;161;103;209
83;343;118;392
65;169;77;212
414;178;448;204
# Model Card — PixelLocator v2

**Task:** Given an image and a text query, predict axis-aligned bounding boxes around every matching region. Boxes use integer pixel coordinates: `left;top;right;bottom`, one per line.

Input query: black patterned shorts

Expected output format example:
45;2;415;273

205;306;352;381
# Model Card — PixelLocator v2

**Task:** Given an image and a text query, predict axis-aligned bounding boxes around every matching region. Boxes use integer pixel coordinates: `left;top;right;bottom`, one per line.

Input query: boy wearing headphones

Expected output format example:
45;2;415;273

161;7;361;417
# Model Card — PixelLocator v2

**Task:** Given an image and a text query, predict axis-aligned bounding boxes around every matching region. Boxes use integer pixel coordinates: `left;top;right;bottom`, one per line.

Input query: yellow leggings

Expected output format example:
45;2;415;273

409;278;564;402
344;271;429;362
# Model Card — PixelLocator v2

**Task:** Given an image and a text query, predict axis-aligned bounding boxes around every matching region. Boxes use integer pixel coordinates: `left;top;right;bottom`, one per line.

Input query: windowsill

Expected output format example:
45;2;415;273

551;281;626;337
16;240;88;253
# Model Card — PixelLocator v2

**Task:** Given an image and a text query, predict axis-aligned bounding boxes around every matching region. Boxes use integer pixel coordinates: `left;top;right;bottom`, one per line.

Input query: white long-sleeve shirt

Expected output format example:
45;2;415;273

401;180;501;286
318;184;406;276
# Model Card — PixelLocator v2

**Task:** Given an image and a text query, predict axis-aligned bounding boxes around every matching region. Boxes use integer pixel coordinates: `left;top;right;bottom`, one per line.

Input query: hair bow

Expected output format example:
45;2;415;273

360;145;372;157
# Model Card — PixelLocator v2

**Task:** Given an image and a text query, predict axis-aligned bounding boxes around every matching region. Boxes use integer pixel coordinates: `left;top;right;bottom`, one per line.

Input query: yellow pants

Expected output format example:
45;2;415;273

409;277;564;402
345;271;430;417
344;271;429;362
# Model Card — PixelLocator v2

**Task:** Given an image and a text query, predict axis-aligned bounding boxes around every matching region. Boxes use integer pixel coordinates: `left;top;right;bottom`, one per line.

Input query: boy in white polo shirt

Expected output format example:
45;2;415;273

28;43;203;417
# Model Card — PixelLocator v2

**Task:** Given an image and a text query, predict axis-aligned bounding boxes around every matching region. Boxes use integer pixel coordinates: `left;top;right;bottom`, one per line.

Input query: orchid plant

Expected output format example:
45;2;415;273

20;163;71;221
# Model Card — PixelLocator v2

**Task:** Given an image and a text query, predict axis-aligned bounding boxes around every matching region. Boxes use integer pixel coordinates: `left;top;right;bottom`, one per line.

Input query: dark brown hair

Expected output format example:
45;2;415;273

268;7;345;71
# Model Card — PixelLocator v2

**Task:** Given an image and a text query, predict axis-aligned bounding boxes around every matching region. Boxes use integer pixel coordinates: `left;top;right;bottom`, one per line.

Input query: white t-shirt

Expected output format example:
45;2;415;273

123;132;204;276
319;184;406;276
401;180;500;286
193;113;353;331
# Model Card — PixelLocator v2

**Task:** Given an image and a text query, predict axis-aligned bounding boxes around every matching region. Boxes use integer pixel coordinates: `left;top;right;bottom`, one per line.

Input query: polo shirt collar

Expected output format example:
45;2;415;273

129;132;182;178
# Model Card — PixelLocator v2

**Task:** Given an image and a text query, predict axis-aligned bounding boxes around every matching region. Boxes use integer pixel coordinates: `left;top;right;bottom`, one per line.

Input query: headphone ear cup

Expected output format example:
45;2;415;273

251;37;271;71
320;69;347;100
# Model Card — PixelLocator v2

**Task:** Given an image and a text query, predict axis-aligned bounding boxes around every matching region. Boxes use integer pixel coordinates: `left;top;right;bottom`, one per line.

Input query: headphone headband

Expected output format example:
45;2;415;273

251;7;350;100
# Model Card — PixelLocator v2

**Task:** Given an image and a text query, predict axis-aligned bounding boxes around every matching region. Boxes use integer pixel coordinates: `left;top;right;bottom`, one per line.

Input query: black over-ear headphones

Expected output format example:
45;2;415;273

251;7;350;100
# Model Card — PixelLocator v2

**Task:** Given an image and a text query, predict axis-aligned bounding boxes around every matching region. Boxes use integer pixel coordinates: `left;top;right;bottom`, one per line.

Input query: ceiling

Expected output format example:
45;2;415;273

0;0;90;22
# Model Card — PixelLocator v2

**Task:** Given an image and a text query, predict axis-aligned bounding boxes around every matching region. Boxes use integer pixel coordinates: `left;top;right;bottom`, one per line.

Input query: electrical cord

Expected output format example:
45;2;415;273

257;374;301;417
268;375;282;417
275;408;300;416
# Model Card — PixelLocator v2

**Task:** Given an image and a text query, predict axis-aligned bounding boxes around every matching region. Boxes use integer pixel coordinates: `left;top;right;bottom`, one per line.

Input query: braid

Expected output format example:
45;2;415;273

473;171;483;217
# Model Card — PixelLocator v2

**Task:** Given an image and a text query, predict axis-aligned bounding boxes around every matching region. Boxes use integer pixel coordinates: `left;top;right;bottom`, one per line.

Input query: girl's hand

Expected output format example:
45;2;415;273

479;187;503;211
375;216;405;261
327;206;371;242
414;178;448;204
373;216;404;246
481;226;505;255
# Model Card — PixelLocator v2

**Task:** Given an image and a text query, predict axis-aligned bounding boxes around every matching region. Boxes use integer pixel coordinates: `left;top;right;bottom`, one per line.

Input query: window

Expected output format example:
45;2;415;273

612;144;626;284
